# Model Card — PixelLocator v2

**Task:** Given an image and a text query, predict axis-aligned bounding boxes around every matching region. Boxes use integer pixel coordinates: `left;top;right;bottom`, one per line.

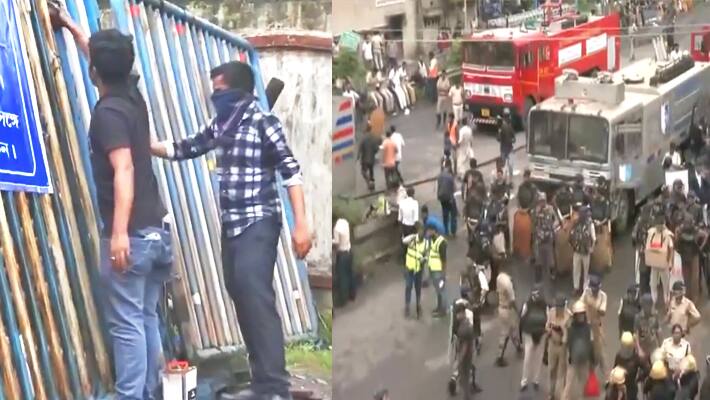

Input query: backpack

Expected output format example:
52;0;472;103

644;229;672;268
570;221;593;253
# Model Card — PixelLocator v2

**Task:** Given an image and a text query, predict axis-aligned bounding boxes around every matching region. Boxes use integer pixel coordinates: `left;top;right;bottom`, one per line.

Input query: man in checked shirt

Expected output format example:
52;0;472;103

152;61;311;400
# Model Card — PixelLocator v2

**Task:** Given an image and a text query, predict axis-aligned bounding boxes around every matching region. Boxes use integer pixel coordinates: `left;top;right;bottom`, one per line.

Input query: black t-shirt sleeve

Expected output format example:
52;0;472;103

92;105;132;153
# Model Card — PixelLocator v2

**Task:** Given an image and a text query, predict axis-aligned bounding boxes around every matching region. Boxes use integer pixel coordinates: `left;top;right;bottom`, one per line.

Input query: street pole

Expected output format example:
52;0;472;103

464;0;469;34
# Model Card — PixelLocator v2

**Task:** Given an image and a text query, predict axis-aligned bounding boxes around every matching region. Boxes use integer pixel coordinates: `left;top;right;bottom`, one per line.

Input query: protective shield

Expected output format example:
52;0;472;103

512;209;533;259
591;222;613;272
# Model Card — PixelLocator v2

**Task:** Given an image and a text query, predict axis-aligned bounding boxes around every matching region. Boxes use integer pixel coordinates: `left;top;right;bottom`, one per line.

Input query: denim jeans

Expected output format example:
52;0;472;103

222;215;290;397
405;270;423;308
430;270;446;311
441;199;458;235
99;226;173;400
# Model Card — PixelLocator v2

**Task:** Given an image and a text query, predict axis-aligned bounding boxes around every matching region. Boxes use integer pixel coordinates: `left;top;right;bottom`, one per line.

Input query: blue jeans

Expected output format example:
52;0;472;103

430;271;446;311
222;215;290;397
501;147;514;178
405;270;423;308
99;226;173;400
440;199;458;235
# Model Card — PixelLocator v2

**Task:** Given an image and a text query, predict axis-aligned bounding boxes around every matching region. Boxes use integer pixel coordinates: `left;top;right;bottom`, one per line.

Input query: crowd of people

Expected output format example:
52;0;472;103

391;108;710;400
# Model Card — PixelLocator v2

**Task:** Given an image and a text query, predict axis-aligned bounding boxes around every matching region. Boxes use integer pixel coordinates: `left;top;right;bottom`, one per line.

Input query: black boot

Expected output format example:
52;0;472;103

416;304;422;319
495;357;508;367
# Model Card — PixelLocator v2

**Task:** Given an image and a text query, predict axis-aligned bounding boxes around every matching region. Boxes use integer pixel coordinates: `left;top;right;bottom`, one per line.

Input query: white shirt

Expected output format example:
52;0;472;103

398;196;419;226
663;151;682;167
391;132;405;161
343;90;359;103
362;41;373;61
333;218;351;252
459;125;474;149
670;50;681;60
661;337;691;372
696;171;702;190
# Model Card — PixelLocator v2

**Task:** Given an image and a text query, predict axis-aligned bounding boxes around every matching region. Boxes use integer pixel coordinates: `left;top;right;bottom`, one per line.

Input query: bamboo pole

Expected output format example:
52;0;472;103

15;193;72;399
19;1;101;393
0;255;20;400
0;194;47;400
30;0;112;388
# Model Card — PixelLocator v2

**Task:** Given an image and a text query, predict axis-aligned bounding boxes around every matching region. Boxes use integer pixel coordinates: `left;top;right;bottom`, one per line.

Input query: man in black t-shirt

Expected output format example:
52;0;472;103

52;10;171;399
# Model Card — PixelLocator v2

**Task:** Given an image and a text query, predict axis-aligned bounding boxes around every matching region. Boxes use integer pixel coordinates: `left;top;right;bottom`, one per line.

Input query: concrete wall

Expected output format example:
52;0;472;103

246;31;333;271
332;0;419;58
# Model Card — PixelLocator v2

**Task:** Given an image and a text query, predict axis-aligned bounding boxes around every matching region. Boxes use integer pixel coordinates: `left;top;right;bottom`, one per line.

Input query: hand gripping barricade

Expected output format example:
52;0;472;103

6;1;321;397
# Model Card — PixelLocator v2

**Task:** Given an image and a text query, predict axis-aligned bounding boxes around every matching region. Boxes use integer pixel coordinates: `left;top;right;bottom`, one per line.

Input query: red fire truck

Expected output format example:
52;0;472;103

462;6;621;129
691;26;710;62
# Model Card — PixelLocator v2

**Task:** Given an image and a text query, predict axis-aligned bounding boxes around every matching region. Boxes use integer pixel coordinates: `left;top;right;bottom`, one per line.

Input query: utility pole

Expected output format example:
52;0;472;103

464;0;469;33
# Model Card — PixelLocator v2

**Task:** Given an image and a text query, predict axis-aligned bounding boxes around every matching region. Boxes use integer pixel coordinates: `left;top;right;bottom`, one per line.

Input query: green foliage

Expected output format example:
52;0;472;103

333;50;367;91
447;40;463;71
285;342;331;379
332;195;365;227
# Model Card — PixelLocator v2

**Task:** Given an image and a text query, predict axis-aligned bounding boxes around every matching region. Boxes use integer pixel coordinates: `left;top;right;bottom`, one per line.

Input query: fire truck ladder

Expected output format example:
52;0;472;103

487;3;575;28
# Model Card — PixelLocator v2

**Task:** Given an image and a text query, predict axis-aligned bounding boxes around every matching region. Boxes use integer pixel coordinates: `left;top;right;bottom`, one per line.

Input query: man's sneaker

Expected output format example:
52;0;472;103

495;357;508;367
416;305;422;319
533;383;540;391
520;384;528;392
448;378;457;395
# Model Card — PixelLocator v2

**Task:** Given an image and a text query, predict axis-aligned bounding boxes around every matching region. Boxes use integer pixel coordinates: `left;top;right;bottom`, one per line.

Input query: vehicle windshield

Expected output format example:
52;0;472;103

462;41;515;71
528;111;609;163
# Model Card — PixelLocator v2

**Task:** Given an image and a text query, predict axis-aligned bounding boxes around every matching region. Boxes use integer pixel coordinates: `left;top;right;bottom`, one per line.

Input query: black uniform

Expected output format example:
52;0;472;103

555;186;574;217
619;294;641;338
614;349;642;400
517;180;537;210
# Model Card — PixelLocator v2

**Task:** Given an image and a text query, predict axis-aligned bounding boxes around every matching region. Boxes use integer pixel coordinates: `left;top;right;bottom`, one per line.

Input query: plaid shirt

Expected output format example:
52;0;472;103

171;101;302;238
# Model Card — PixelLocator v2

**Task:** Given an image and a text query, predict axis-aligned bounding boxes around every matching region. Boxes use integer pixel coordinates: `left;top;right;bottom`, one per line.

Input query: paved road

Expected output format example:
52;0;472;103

347;3;708;198
333;151;710;400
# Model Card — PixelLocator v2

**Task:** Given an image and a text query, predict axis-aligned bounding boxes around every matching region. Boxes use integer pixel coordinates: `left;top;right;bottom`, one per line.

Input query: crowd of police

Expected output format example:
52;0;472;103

394;114;710;399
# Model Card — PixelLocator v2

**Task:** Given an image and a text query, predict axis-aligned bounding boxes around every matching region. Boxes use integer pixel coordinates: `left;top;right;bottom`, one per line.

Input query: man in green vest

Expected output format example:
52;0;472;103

428;227;448;317
403;224;429;319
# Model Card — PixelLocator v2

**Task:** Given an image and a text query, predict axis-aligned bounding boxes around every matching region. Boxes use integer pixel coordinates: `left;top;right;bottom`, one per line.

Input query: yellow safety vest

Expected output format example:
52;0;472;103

405;238;427;273
429;236;446;272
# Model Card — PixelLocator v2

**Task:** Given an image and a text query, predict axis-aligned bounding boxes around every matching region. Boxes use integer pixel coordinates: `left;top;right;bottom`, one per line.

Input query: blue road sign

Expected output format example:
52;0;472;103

0;0;52;193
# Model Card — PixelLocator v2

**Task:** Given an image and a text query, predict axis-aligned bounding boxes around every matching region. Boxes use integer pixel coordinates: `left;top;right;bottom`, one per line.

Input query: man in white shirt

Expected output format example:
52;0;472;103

662;142;683;169
362;36;373;68
333;218;354;305
388;125;405;182
399;186;419;234
449;83;464;122
457;120;474;180
670;44;681;61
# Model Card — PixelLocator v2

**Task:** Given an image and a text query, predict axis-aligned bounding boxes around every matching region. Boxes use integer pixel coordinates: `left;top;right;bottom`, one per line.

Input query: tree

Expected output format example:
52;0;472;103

333;49;366;91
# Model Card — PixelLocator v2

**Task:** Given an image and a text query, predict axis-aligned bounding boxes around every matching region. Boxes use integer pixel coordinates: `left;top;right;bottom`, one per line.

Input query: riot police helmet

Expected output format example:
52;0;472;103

610;366;626;385
571;300;586;314
650;360;668;380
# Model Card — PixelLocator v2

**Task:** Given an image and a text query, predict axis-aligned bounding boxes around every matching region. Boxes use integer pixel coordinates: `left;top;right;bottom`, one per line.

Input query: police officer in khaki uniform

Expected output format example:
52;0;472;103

546;295;571;400
495;272;521;367
665;281;701;335
582;274;608;375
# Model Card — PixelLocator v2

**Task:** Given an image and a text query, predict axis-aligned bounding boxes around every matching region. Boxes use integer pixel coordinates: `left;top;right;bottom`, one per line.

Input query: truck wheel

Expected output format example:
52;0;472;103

522;97;535;130
612;190;632;235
